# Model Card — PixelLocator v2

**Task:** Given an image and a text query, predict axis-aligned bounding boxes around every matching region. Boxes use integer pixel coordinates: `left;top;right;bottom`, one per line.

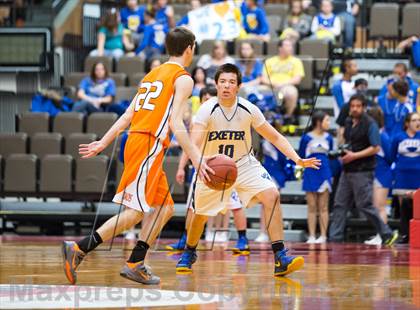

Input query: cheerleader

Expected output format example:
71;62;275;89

298;111;333;244
390;112;420;243
364;107;393;245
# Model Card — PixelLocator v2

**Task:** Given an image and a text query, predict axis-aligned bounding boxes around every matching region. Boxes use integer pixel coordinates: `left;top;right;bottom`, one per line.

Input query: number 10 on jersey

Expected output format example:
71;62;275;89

218;144;234;158
134;81;163;111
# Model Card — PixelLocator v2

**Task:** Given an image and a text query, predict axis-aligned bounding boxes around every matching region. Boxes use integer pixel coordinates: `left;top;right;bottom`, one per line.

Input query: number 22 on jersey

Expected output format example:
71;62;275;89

134;81;163;111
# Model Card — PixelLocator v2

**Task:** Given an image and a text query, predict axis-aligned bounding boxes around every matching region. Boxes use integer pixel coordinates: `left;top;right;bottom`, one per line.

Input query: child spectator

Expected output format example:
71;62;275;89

298;111;333;244
311;0;341;42
135;10;168;59
364;107;393;245
390;113;420;243
280;0;312;43
120;0;146;45
90;9;134;60
241;0;270;42
72;62;118;115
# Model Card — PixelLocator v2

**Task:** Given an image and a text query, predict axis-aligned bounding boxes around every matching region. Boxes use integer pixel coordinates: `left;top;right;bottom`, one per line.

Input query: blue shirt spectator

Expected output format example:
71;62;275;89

331;58;358;117
120;3;145;33
241;0;269;38
236;41;263;86
377;94;398;136
152;0;175;28
135;20;168;57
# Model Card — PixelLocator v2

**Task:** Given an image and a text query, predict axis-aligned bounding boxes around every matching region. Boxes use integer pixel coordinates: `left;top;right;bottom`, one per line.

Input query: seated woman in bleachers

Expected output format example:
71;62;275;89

90;9;134;60
197;40;235;83
280;0;312;44
134;10;168;59
236;41;263;91
390;112;420;244
298;111;333;244
72;62;119;115
310;0;340;43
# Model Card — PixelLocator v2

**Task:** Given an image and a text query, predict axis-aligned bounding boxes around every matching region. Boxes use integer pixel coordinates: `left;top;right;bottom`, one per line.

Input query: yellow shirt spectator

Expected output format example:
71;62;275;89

263;55;305;85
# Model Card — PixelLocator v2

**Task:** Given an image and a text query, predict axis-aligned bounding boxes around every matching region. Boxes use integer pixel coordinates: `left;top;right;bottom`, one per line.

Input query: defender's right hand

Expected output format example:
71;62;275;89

79;141;106;158
176;168;185;185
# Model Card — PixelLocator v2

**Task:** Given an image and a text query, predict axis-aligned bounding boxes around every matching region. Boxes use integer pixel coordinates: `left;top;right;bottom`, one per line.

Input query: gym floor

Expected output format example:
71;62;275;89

1;236;419;309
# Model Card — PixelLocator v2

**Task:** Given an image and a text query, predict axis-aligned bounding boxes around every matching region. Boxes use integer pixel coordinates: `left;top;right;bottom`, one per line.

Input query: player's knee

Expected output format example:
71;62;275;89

263;188;280;207
126;208;143;223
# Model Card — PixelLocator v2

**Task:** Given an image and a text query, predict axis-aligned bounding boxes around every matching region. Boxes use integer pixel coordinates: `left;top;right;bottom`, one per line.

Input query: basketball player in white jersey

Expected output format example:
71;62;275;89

176;63;320;277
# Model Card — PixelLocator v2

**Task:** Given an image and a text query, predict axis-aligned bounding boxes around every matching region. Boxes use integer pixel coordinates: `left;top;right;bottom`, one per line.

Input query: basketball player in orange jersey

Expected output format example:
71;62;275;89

62;27;213;285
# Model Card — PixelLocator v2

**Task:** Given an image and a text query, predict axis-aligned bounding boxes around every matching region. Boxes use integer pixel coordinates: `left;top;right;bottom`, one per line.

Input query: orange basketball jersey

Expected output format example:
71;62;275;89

130;62;189;146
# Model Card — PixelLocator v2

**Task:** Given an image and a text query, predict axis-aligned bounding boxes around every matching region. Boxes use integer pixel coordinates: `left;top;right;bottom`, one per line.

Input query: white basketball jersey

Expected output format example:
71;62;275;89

193;96;266;162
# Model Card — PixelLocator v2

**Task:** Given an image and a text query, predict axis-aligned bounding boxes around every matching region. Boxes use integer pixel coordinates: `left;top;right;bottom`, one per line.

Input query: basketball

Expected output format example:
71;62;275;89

204;154;238;191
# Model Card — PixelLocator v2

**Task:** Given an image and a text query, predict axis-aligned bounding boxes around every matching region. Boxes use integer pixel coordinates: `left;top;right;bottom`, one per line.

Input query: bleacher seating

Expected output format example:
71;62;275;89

53;112;84;138
402;3;420;38
40;154;73;194
84;55;113;72
30;133;62;159
18;112;50;136
4;154;37;194
369;3;399;40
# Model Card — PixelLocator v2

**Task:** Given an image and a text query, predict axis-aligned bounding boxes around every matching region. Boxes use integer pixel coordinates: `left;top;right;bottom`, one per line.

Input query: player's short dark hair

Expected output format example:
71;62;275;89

355;78;368;88
199;85;217;101
214;63;242;85
392;80;409;97
367;106;384;128
348;93;367;107
165;27;195;57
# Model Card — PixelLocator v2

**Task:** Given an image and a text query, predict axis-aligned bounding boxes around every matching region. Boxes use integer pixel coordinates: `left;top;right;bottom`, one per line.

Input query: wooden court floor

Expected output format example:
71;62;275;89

1;236;420;309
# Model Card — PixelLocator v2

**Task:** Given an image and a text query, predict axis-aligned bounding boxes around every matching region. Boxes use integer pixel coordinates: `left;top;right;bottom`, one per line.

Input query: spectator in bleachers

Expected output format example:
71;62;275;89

176;0;201;26
197;40;235;83
280;0;312;43
332;0;360;51
151;0;175;28
329;94;398;245
145;57;162;73
240;0;270;42
364;107;392;245
90;9;134;60
379;63;419;106
72;62;117;115
191;67;207;97
135;10;168;59
262;39;304;124
310;0;341;43
398;36;420;71
390;112;420;244
331;58;358;118
387;80;415;138
298;111;333;244
120;0;146;45
236;41;263;89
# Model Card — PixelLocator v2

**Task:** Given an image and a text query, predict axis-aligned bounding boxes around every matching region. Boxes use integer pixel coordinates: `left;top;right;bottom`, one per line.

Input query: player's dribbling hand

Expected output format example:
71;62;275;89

196;156;216;182
298;157;321;169
79;141;106;158
176;168;185;185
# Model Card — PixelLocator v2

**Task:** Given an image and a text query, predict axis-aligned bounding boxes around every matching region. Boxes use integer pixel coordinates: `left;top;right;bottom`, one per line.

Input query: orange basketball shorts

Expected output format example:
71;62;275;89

112;133;174;212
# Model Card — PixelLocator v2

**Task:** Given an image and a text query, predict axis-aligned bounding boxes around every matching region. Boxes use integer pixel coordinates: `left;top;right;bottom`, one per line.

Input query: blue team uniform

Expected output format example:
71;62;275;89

390;131;420;191
241;5;269;35
379;76;419;105
155;7;170;27
135;22;168;56
298;132;333;192
262;140;294;188
120;6;145;33
390;101;415;138
374;130;393;189
377;95;397;136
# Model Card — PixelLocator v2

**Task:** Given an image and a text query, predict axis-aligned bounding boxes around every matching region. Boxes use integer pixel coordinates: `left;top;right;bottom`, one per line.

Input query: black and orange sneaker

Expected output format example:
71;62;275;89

274;248;304;277
120;261;160;285
62;241;86;285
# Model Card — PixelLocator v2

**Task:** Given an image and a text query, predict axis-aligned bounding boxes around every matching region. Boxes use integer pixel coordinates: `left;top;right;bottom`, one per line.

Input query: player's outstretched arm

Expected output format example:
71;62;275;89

79;98;135;158
169;75;213;181
255;121;321;169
